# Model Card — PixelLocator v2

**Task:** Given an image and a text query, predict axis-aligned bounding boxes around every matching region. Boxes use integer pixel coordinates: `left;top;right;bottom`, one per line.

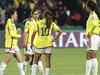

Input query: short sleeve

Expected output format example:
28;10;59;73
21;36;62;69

90;14;99;27
52;22;61;32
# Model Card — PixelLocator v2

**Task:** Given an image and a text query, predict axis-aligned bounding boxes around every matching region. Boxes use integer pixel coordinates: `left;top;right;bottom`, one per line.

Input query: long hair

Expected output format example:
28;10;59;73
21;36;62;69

30;9;39;18
6;8;17;19
87;0;100;19
44;11;53;29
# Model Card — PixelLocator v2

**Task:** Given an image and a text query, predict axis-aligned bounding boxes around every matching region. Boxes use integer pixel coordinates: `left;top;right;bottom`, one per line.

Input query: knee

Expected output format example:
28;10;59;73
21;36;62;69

25;56;31;62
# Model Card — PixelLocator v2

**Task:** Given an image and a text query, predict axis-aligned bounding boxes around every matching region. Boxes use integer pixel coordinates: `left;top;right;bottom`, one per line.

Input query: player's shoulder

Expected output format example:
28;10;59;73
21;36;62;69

38;19;45;23
6;18;12;24
37;19;45;25
52;21;58;27
90;11;98;20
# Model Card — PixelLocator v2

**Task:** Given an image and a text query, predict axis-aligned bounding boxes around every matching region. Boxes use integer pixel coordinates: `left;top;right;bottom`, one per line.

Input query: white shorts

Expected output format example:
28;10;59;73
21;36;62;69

87;34;100;51
24;46;34;55
5;48;20;53
35;47;52;54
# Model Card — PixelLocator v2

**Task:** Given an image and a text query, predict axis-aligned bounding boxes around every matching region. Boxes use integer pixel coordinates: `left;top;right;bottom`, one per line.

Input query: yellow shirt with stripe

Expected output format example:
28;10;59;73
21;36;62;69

31;19;61;48
86;11;100;36
5;18;21;48
24;18;38;46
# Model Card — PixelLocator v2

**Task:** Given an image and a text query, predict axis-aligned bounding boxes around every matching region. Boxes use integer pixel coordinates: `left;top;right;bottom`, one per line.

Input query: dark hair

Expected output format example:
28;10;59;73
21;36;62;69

44;11;53;18
6;8;17;18
87;0;100;19
30;9;39;17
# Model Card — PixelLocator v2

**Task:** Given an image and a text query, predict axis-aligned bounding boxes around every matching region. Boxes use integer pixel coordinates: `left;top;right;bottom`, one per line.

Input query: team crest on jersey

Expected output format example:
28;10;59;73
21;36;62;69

11;24;15;28
91;16;94;21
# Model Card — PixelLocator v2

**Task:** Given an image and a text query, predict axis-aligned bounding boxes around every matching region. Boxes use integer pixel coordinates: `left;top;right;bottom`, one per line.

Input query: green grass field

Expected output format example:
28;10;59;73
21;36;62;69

0;48;100;75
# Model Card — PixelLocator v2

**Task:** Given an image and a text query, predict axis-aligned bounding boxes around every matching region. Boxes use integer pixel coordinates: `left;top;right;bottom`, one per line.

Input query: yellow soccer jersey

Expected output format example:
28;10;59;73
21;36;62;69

33;19;61;48
25;18;37;46
86;11;100;36
33;33;38;47
5;18;21;48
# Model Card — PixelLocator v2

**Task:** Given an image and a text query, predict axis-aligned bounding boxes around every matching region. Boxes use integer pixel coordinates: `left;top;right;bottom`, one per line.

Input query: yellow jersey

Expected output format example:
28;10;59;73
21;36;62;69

24;18;38;46
86;11;100;36
5;18;21;48
31;19;61;48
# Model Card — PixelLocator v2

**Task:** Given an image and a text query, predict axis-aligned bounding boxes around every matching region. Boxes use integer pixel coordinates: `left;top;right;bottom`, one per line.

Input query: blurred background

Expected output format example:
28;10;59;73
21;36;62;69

0;0;100;30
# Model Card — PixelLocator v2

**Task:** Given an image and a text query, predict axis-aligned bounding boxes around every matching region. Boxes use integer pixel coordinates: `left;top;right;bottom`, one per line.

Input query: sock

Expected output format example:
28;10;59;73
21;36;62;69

17;63;25;75
45;68;50;75
38;61;45;75
85;60;92;75
0;63;6;75
31;64;37;75
30;65;33;75
23;61;28;72
91;58;98;75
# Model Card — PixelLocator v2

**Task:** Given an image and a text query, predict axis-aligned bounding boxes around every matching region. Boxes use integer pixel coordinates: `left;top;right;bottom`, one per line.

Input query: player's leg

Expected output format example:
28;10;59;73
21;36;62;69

30;54;44;75
38;58;45;75
0;49;14;75
45;53;51;75
90;35;99;75
85;50;94;75
31;48;42;75
90;51;98;75
30;54;34;75
45;47;52;75
85;35;99;75
23;54;31;72
23;47;33;72
14;48;25;75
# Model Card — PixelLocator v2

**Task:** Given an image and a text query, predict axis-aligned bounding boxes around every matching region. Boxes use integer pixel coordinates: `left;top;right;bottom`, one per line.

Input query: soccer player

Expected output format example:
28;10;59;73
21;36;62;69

23;9;44;75
85;1;100;75
0;8;25;75
31;11;62;75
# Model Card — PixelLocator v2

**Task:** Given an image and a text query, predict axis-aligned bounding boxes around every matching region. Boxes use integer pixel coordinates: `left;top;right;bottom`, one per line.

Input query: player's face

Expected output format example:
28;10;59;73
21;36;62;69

12;11;17;21
32;11;39;20
85;5;91;13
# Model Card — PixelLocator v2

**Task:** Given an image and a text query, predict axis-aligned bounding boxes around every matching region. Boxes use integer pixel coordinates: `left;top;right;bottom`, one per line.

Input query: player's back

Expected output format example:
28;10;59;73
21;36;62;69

35;19;55;48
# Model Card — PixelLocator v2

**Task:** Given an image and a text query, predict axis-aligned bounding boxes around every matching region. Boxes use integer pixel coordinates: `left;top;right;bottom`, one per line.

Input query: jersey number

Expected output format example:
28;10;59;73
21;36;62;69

41;27;49;36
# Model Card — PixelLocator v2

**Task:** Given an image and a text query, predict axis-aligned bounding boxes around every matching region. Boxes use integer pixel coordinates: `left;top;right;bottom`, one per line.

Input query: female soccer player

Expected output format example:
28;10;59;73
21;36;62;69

0;8;25;75
31;11;62;75
85;1;100;75
23;9;44;75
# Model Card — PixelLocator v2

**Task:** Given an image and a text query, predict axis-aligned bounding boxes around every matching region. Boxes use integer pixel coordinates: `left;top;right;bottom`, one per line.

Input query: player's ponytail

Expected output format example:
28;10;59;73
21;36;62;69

44;11;53;29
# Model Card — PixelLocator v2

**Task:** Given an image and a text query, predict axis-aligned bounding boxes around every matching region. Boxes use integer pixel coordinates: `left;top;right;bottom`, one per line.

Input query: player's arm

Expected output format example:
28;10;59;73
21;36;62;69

52;22;62;41
23;32;28;47
9;25;21;39
23;21;30;47
31;32;36;46
30;24;38;45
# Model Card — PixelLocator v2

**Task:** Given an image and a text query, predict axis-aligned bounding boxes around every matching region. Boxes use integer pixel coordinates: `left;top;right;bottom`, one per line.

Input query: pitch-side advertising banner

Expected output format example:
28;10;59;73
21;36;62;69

53;32;87;47
18;32;87;48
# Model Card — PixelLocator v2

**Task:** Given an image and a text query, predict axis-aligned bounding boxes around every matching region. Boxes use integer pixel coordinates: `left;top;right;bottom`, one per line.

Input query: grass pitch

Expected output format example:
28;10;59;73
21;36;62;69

0;48;100;75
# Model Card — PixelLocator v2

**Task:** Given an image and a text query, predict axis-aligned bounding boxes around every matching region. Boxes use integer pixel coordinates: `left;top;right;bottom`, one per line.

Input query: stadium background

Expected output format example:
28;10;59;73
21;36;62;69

0;0;100;75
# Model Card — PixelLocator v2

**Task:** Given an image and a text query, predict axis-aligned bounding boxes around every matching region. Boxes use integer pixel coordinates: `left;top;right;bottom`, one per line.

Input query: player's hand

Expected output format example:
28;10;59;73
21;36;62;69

23;42;27;48
17;28;22;34
51;36;55;42
87;33;91;38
